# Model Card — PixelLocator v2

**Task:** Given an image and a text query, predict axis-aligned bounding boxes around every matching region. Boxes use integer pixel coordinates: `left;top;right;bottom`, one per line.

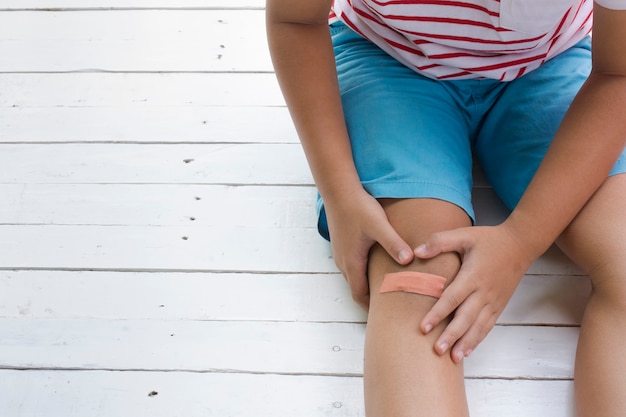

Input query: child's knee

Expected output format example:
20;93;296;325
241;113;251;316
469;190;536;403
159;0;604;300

590;274;626;310
380;271;447;299
367;244;461;320
368;243;461;292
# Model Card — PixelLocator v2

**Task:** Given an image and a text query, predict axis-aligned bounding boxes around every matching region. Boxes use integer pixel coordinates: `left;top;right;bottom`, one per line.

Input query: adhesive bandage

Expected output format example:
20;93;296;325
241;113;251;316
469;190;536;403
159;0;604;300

380;271;447;299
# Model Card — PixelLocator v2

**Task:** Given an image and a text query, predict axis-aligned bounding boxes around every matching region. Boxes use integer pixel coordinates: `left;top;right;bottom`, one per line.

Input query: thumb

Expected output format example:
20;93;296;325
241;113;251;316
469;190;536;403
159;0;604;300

414;228;471;259
375;223;414;266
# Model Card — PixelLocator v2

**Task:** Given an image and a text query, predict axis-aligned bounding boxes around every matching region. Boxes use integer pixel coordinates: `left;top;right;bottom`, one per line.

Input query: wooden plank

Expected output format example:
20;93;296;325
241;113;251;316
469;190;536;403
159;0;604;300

0;73;294;143
0;271;365;322
0;270;589;325
0;319;369;375
0;0;265;10
467;378;575;417
0;318;577;379
0;10;271;72
0;371;365;417
0;370;575;417
0;184;317;227
0;224;334;273
0;106;297;144
0;223;578;275
500;274;589;325
0;144;313;185
0;74;285;107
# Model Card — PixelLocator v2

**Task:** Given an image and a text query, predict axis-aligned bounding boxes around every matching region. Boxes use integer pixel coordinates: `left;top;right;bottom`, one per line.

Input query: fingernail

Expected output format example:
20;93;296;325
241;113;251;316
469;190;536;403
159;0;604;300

423;323;433;334
465;349;473;358
455;351;465;362
399;250;412;263
415;244;427;256
438;342;449;353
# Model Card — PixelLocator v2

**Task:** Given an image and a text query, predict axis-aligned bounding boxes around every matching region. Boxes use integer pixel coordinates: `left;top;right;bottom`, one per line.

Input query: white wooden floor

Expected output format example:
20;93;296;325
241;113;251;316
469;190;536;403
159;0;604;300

0;1;591;416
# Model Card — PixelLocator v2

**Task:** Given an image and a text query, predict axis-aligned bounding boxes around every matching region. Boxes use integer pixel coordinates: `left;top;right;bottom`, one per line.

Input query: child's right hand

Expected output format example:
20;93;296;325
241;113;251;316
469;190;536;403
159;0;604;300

324;188;414;310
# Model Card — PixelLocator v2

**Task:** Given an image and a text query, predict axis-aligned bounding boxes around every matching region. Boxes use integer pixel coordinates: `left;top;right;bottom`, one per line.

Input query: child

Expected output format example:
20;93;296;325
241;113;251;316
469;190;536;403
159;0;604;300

266;1;626;415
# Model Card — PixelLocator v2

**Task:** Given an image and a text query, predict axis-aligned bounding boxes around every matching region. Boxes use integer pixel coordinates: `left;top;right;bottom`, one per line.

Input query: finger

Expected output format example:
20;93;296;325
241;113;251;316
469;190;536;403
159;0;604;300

372;221;414;266
432;294;483;357
344;257;371;311
414;228;472;259
348;279;370;311
420;277;473;334
346;276;369;309
450;307;498;363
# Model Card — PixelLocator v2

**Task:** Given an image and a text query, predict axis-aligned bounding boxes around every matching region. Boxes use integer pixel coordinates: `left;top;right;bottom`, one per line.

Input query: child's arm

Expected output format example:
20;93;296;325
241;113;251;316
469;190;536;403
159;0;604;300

266;0;414;309
417;3;626;363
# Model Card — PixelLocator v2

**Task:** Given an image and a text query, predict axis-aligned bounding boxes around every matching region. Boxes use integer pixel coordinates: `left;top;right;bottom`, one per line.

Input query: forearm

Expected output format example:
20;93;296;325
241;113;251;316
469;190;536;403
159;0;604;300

266;3;362;201
505;72;626;257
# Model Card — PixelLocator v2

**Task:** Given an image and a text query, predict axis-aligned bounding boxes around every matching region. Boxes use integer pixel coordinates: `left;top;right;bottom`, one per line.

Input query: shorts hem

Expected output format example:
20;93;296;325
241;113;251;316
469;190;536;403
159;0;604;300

316;181;474;241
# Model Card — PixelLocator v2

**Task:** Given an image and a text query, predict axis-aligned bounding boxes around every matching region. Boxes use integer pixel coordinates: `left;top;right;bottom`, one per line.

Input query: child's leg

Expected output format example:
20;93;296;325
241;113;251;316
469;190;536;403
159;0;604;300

364;198;471;417
557;174;626;417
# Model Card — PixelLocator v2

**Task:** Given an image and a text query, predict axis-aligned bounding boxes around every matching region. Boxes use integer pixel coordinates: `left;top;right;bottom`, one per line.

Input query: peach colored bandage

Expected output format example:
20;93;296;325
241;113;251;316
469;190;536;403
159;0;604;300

380;271;447;299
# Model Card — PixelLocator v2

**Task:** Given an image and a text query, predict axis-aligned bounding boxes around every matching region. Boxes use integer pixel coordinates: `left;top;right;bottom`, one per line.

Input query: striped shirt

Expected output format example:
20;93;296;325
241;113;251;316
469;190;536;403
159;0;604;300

330;0;605;80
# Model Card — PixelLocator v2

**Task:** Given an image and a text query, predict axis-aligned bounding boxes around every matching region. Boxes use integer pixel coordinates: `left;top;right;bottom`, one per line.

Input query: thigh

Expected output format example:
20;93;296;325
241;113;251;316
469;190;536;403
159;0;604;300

474;36;623;211
558;173;626;288
317;23;475;239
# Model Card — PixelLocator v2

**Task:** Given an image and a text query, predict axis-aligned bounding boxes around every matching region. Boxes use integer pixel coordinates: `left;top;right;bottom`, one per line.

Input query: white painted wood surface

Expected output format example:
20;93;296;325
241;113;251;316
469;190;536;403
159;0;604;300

0;2;589;416
0;10;271;72
0;371;575;417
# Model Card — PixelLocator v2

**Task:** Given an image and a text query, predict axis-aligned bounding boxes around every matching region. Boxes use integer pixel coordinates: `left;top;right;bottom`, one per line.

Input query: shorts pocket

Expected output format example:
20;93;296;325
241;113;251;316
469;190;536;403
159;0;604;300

500;0;575;36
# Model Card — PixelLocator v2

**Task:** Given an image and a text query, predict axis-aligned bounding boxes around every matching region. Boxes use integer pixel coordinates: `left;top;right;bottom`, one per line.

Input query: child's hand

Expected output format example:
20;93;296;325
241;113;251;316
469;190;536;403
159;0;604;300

325;189;414;310
415;224;536;363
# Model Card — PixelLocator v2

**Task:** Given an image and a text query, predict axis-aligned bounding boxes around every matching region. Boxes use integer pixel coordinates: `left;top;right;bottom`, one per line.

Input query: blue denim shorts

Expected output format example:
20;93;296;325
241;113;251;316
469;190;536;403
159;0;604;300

316;22;626;240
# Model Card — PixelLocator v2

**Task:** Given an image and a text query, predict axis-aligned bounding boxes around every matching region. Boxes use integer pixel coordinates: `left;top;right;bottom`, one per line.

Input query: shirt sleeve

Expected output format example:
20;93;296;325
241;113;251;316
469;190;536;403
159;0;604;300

595;0;626;10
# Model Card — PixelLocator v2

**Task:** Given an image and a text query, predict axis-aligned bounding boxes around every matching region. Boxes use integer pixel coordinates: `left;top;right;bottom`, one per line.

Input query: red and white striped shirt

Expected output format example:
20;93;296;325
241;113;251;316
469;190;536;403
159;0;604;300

330;0;608;80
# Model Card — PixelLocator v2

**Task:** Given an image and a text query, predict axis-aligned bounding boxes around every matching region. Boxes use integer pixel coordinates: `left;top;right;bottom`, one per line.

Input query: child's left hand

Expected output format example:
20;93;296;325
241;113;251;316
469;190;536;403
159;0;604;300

415;224;537;363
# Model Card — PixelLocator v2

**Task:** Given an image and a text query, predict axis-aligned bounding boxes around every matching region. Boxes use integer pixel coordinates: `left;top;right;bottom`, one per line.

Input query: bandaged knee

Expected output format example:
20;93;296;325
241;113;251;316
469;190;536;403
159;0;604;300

380;271;446;299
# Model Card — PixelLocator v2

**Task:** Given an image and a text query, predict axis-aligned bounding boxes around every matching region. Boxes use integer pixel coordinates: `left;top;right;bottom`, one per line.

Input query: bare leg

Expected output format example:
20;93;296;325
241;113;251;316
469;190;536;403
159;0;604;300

364;198;471;417
557;174;626;417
